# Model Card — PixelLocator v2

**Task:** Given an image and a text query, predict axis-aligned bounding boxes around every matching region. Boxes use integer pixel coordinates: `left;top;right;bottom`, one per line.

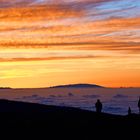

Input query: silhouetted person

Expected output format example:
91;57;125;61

138;97;140;114
95;99;102;113
128;107;131;115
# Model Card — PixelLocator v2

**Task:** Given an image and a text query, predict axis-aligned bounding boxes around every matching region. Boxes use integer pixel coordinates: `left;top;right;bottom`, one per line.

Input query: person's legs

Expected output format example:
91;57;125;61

96;108;100;113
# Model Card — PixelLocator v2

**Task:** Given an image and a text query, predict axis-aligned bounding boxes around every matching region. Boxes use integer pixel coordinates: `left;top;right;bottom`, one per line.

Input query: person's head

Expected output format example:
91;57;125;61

97;99;100;102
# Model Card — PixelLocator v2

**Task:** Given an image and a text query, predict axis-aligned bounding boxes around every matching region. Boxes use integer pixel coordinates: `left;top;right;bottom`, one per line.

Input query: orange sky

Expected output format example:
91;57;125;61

0;0;140;88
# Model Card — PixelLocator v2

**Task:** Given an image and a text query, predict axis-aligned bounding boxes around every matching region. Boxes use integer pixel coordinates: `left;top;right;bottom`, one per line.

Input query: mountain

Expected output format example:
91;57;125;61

49;83;104;88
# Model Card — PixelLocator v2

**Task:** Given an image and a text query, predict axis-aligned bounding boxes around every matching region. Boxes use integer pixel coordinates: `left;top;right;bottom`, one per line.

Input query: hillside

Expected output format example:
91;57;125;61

0;99;139;135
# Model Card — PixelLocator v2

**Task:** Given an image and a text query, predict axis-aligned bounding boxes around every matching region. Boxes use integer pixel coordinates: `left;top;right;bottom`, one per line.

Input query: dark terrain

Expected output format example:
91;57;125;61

0;99;139;138
49;83;104;88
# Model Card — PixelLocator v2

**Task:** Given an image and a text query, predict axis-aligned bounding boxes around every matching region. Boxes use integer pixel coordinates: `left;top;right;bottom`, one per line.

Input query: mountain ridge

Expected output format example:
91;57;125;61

49;83;104;88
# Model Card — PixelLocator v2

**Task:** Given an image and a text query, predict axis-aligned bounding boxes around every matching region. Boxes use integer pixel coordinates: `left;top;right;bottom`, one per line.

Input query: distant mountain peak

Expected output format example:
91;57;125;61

49;83;104;88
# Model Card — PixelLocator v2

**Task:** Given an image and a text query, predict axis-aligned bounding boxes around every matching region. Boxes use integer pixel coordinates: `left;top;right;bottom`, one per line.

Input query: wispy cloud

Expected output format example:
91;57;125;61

0;55;107;62
0;1;140;53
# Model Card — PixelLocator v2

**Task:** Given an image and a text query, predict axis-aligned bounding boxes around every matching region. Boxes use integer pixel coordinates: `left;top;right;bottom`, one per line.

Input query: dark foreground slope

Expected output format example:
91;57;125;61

0;99;139;138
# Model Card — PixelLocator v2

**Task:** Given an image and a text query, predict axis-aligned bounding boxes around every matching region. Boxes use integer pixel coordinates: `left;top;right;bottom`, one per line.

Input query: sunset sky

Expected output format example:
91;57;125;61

0;0;140;88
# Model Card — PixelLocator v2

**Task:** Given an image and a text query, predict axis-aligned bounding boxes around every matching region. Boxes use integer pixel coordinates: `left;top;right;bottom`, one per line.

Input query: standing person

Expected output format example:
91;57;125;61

95;99;103;113
128;107;131;115
138;97;140;114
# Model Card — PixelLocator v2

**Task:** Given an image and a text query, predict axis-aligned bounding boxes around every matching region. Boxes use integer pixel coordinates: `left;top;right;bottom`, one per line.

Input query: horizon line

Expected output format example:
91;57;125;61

1;83;140;89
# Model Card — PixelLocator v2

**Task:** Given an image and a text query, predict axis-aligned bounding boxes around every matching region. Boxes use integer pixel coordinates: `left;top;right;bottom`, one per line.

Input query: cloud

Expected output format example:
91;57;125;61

0;0;117;7
113;94;128;99
0;1;139;41
83;94;100;99
0;14;140;53
68;93;74;97
0;5;83;21
0;55;107;62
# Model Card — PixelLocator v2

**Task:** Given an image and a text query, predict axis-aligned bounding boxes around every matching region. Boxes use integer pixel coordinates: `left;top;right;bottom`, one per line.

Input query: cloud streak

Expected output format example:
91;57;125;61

0;55;107;62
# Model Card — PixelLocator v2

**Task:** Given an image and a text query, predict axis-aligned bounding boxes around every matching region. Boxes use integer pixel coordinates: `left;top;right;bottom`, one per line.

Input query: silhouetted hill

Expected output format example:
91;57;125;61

0;99;90;113
0;99;139;138
0;87;11;89
50;83;104;88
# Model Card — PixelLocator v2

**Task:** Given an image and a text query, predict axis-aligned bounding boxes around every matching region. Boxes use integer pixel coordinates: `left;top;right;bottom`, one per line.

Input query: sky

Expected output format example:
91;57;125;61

0;0;140;88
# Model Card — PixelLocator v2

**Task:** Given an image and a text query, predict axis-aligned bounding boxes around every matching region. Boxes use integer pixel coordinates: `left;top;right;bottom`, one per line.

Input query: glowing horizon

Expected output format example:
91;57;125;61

0;0;140;88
